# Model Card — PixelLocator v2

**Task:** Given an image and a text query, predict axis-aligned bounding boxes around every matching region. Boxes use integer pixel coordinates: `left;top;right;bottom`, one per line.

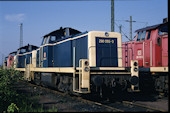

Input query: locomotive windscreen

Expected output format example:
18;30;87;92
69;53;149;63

96;37;118;67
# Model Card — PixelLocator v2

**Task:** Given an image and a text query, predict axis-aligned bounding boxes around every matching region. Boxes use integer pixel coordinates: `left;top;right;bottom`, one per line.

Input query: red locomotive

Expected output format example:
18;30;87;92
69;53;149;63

7;51;17;69
122;18;168;93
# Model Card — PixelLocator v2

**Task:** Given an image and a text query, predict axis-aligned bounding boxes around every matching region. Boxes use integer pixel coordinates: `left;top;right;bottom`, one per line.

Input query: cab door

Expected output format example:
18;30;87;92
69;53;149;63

134;31;146;67
144;30;151;67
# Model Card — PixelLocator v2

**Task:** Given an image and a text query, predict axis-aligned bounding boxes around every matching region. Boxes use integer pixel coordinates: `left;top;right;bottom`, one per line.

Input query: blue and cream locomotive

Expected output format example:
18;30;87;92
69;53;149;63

14;27;139;96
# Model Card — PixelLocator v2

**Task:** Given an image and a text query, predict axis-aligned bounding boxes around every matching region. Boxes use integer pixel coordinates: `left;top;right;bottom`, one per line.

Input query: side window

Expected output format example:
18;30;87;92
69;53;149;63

50;36;56;43
158;24;168;35
43;37;47;45
140;31;146;41
147;31;151;40
11;53;15;57
20;49;26;53
45;37;50;44
136;32;142;41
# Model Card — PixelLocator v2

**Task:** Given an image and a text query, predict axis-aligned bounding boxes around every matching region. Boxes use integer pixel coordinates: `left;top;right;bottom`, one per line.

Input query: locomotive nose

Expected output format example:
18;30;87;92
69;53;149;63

129;76;139;85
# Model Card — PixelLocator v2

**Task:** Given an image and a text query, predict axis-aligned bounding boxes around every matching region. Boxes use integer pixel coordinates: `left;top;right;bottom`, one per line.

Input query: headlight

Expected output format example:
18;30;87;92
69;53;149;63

134;62;138;66
129;76;139;85
105;32;109;37
134;68;138;72
84;67;90;72
84;61;89;66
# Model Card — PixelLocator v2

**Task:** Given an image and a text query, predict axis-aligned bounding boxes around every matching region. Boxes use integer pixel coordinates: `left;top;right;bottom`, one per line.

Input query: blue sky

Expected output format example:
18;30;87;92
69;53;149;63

0;0;168;65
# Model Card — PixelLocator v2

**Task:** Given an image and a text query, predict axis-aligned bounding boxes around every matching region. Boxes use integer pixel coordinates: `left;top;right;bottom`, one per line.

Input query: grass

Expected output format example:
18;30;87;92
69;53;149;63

0;68;58;112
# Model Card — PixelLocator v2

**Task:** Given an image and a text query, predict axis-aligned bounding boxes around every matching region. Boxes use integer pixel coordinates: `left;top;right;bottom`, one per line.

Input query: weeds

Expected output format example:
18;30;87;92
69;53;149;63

0;68;58;112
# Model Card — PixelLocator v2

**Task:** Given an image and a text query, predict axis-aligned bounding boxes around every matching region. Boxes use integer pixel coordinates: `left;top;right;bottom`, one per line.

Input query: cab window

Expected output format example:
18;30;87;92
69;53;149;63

45;36;50;44
158;24;168;35
136;31;146;41
43;37;47;45
147;31;151;40
49;36;56;43
20;49;26;54
11;53;16;56
140;31;146;41
136;32;142;41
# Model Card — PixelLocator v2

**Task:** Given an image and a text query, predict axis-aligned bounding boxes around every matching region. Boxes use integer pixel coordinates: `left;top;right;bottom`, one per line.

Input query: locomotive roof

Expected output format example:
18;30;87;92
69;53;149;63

9;51;17;55
17;44;38;50
135;22;168;32
43;27;81;37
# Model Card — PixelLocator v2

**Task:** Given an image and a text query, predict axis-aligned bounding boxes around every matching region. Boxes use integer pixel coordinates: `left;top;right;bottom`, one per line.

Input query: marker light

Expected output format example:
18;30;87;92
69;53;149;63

134;68;138;72
134;62;138;66
84;67;90;72
84;61;89;66
105;32;109;37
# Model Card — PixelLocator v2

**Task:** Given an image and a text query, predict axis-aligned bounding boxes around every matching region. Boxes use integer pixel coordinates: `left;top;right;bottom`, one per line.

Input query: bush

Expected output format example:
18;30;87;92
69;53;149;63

0;69;21;112
0;69;58;112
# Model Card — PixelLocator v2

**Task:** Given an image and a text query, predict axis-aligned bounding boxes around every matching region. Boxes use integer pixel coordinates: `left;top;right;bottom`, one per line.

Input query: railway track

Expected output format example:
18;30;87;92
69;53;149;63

19;80;167;112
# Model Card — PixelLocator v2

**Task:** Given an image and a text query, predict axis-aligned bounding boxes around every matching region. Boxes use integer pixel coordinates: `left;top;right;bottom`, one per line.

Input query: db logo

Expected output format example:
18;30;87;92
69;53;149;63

137;50;142;55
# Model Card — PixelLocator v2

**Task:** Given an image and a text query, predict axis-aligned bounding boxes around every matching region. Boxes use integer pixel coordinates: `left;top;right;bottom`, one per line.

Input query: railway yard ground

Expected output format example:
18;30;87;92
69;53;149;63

13;80;168;112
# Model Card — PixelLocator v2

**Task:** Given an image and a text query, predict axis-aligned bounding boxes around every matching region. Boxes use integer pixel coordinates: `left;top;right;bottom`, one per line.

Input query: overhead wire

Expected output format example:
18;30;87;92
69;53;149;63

114;21;130;41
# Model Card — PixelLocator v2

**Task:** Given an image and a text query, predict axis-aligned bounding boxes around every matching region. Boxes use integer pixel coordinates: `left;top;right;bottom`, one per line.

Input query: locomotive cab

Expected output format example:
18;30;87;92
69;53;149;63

38;27;81;67
134;22;168;68
122;20;168;68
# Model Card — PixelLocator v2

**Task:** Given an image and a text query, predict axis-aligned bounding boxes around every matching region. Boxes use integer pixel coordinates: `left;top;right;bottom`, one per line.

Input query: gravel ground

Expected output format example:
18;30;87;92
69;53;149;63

14;81;169;112
14;81;114;112
135;97;168;112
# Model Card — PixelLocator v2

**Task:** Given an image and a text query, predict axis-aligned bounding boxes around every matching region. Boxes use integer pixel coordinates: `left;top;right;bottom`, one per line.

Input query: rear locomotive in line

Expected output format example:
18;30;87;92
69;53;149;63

122;18;168;93
11;27;140;97
15;44;38;68
3;51;17;69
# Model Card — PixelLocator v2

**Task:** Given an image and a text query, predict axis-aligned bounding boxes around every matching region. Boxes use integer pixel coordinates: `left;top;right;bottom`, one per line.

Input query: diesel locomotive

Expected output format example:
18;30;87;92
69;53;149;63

122;18;168;93
4;27;139;97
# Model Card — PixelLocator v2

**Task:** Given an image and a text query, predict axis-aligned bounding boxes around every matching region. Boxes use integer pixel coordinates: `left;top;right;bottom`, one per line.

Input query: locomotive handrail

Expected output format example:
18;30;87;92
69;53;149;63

121;46;134;67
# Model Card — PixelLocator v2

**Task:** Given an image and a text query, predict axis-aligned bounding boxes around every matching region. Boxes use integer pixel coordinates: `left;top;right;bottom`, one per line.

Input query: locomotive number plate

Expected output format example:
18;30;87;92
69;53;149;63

99;39;115;44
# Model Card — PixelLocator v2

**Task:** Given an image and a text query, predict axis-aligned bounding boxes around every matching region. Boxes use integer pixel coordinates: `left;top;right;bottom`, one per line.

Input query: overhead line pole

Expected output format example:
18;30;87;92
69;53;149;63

111;0;114;32
126;16;136;41
119;25;122;34
20;23;23;48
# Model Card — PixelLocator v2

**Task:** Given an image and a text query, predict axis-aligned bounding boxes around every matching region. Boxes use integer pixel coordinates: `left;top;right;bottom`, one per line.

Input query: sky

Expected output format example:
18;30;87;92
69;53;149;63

0;0;168;65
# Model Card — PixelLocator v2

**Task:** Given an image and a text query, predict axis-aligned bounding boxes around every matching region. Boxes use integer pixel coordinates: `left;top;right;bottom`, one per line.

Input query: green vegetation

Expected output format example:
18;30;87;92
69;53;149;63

0;68;58;112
